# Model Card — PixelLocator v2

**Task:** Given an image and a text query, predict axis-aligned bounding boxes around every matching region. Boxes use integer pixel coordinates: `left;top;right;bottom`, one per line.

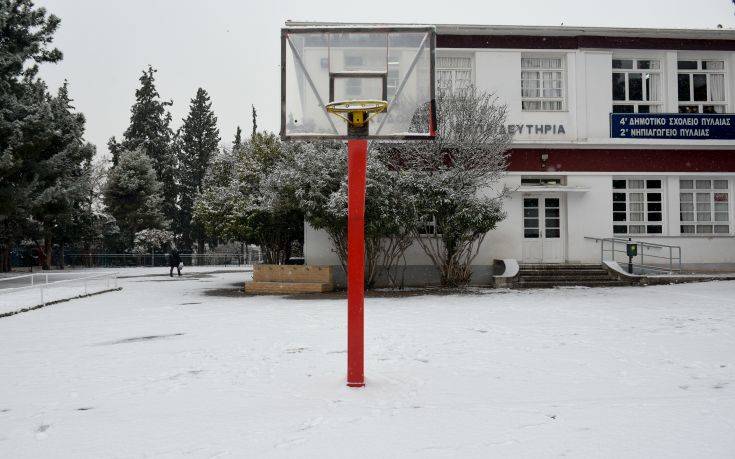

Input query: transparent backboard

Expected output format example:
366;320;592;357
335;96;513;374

281;26;437;140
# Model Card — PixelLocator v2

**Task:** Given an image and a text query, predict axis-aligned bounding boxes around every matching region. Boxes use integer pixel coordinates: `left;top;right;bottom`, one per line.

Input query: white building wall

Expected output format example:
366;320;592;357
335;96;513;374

303;38;735;273
565;175;614;262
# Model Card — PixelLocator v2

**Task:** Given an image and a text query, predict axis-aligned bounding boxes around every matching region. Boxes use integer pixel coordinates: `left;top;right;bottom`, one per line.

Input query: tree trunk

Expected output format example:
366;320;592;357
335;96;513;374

43;237;52;270
58;244;65;270
197;239;205;266
0;245;10;272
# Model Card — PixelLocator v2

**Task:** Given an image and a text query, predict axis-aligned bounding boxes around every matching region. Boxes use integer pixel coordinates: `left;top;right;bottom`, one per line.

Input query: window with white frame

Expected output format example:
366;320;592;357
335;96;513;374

521;56;565;111
612;59;662;113
612;179;664;235
680;179;730;235
387;54;400;100
677;59;727;113
436;56;472;92
417;214;439;236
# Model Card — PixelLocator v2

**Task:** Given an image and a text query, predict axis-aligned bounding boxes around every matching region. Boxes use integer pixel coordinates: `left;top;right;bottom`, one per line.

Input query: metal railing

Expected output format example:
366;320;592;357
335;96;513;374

584;236;682;273
0;271;119;312
60;252;262;268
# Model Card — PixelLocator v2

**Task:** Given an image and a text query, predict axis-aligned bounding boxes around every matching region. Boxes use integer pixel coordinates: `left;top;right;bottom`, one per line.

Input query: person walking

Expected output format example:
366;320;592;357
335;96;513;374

169;246;182;277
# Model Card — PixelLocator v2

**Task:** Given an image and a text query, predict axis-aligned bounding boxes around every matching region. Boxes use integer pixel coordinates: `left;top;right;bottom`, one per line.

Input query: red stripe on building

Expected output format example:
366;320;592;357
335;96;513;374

438;35;735;51
508;149;735;173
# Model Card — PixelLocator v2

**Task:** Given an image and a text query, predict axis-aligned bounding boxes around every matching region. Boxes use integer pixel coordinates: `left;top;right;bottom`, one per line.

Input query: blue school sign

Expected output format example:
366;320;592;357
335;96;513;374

610;113;735;140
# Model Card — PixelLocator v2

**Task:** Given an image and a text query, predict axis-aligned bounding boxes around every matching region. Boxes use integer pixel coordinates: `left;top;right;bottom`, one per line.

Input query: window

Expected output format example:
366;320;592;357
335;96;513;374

680;179;730;235
677;60;727;113
612;59;662;113
387;54;400;100
417;215;439;236
521;177;565;186
523;198;540;238
612;179;664;235
343;55;364;96
437;56;472;92
521;57;565;111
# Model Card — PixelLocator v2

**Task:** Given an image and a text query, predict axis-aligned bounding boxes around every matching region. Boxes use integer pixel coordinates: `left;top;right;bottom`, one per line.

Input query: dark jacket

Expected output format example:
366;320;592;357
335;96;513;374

169;249;181;267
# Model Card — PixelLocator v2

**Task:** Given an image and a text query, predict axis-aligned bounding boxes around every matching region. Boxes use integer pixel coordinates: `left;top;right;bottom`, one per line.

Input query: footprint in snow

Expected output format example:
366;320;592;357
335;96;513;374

285;347;309;354
35;424;50;440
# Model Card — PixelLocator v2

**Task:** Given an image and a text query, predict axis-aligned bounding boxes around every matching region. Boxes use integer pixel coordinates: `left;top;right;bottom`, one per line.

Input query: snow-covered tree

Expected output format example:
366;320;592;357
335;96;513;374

0;0;63;271
103;149;167;252
133;228;174;254
110;66;178;225
268;141;415;288
26;81;97;269
233;126;242;149
193;134;303;264
178;87;220;253
387;86;512;287
192;148;240;244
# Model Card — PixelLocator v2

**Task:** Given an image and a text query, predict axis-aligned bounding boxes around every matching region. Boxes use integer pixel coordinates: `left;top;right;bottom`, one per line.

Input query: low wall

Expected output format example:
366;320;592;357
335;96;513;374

329;265;497;289
253;264;333;283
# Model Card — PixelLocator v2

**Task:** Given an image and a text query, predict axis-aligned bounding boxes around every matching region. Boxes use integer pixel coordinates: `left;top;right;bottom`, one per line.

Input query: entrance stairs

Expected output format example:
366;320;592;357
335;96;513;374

513;263;631;289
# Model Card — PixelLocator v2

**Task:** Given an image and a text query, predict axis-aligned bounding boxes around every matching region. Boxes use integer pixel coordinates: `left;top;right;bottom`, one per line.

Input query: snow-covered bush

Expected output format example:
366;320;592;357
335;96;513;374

193;134;303;264
267;140;415;288
133;228;174;254
384;85;512;287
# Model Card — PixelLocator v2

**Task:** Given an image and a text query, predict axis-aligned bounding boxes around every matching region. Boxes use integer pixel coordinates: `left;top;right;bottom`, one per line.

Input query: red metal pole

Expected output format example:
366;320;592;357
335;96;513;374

346;139;367;387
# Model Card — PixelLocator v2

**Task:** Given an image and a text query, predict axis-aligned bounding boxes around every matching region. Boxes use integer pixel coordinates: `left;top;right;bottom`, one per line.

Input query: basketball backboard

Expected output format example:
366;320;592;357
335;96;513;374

280;25;437;140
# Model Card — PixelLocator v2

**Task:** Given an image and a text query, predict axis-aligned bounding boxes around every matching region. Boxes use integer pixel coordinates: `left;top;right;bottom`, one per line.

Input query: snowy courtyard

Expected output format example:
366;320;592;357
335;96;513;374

1;269;734;458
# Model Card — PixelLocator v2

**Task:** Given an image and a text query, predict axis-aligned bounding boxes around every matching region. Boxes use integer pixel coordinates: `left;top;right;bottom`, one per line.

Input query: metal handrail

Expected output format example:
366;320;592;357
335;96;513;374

0;272;119;311
0;272;119;295
584;236;682;273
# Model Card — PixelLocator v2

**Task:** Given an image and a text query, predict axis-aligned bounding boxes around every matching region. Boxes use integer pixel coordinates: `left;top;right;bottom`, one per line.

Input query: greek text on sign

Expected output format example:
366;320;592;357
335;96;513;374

497;124;566;135
610;114;735;140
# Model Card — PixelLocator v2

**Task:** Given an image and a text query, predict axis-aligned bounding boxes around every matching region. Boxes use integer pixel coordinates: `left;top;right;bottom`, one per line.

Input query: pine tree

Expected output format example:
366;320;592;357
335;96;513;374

103;149;167;251
0;0;63;271
233;126;242;149
178;87;220;253
113;66;178;225
28;81;96;269
251;105;257;136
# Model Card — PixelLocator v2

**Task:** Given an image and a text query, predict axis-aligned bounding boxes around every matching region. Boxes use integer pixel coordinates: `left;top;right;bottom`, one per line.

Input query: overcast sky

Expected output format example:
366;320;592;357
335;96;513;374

38;0;735;157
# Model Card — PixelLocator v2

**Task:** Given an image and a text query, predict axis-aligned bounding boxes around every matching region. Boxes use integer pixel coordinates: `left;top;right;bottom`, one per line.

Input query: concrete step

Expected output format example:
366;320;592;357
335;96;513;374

519;266;605;272
519;264;601;269
511;263;633;288
518;269;610;276
515;280;630;288
519;274;613;281
244;281;334;294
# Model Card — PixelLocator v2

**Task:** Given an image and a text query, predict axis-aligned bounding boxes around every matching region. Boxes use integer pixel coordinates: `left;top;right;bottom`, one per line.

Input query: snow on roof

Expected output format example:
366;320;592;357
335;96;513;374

284;21;735;40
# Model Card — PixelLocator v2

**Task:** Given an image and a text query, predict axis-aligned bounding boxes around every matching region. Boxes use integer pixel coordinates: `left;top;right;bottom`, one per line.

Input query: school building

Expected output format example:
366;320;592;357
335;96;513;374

297;23;735;283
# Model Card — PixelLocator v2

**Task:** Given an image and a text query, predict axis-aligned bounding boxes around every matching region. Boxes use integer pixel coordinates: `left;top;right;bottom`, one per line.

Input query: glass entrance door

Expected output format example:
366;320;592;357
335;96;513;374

522;195;564;263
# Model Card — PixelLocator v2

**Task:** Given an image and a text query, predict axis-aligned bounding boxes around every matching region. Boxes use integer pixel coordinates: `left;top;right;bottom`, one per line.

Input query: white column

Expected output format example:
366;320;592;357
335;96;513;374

666;175;681;236
664;51;678;113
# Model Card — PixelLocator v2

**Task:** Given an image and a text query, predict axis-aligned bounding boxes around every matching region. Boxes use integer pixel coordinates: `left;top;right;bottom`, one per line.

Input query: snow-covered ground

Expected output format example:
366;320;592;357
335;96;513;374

0;267;250;315
1;269;734;458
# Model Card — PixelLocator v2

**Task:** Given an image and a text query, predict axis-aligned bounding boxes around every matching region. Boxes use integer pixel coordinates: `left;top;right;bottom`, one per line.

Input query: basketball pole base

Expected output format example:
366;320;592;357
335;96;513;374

346;138;367;388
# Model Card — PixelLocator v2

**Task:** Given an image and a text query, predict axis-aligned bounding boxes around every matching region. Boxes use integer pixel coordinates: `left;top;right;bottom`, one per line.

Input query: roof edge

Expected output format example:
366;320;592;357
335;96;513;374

284;21;735;40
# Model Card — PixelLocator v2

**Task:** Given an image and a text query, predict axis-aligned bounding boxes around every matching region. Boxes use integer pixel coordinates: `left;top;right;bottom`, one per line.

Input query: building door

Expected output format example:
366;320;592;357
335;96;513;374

522;194;565;263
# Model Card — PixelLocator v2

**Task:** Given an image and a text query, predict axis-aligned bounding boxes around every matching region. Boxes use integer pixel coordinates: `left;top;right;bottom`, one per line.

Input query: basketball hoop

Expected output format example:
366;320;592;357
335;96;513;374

325;99;388;137
281;25;437;388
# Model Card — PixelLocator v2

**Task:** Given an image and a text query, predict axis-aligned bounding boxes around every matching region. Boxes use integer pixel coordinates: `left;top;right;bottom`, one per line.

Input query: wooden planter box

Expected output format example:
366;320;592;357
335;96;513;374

245;264;334;294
